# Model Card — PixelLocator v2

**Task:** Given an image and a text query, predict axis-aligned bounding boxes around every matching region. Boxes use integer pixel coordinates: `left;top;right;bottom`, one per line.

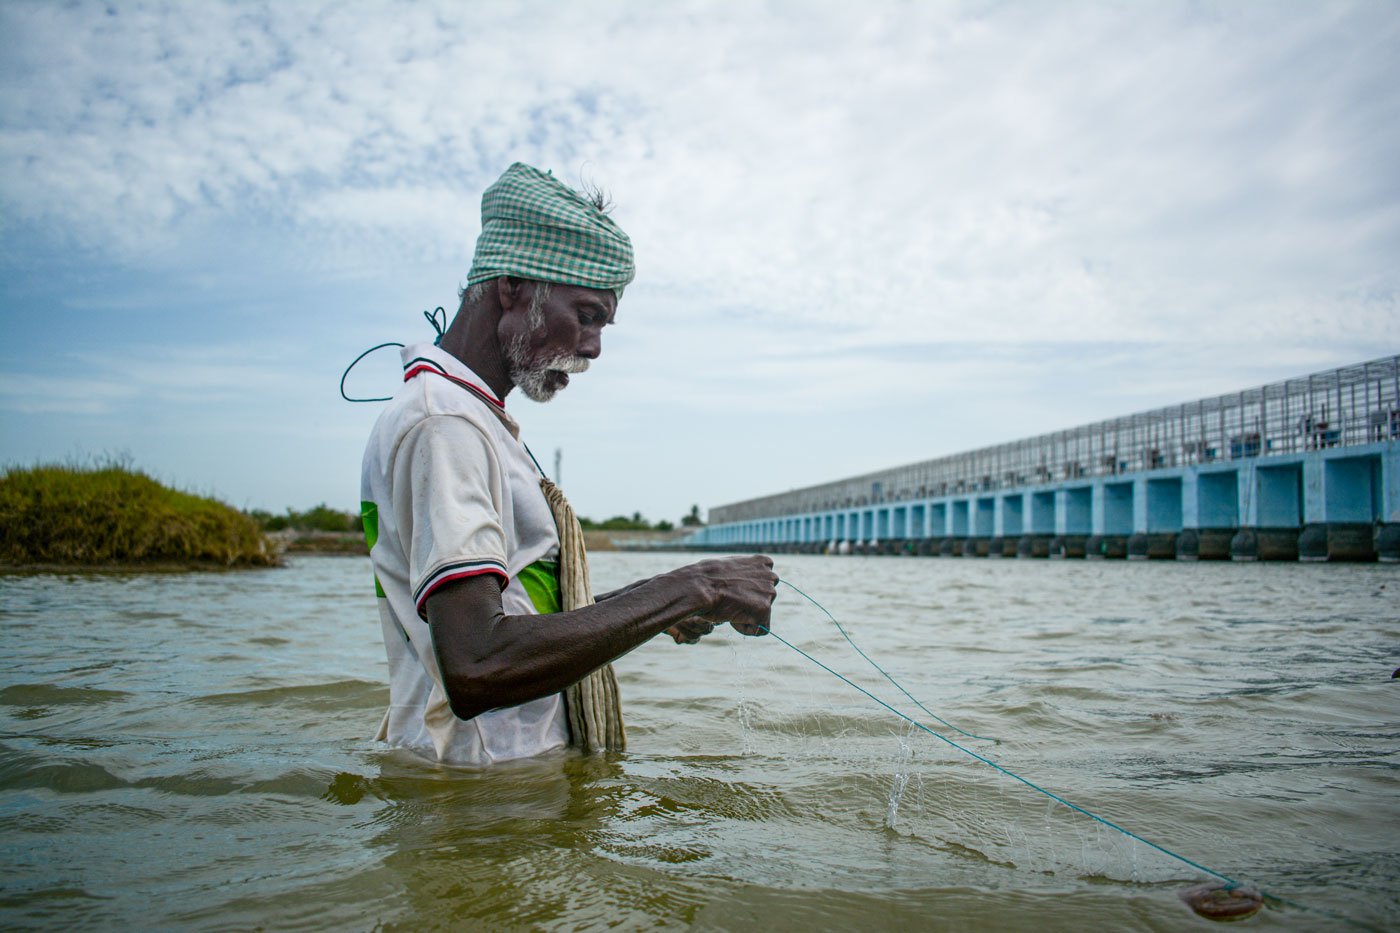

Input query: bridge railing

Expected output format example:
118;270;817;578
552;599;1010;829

710;354;1400;524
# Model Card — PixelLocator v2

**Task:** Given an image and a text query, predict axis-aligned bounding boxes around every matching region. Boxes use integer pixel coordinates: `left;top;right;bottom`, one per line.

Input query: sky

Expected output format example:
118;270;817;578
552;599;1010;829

1;0;1397;525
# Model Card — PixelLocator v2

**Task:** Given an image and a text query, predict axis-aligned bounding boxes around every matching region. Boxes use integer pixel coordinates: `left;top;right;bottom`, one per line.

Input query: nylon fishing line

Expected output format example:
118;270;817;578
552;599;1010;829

779;579;995;743
765;579;1373;930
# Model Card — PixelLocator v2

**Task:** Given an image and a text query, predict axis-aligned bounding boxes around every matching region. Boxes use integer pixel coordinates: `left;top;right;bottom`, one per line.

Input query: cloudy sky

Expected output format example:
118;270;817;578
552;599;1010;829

1;1;1397;524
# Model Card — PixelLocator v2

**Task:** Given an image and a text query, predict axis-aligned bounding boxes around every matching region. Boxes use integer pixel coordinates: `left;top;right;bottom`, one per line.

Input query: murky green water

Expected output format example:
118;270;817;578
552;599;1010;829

2;554;1396;930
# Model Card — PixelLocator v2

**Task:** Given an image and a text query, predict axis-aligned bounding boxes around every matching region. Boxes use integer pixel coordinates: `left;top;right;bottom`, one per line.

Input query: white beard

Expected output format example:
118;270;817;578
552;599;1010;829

505;334;591;403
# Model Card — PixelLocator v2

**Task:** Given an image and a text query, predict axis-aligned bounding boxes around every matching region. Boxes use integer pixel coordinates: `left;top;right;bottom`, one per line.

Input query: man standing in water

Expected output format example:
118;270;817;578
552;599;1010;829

361;163;777;766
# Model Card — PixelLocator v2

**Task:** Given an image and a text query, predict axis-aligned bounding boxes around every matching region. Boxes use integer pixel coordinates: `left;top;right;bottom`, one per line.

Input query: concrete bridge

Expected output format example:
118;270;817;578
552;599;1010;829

688;355;1400;562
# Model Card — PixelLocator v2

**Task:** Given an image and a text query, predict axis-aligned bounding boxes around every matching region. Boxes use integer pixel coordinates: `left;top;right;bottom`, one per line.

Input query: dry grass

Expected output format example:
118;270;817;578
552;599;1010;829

0;462;279;568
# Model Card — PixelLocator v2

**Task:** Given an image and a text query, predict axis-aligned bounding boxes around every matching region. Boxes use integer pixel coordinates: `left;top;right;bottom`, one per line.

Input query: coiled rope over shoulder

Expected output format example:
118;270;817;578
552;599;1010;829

540;476;626;753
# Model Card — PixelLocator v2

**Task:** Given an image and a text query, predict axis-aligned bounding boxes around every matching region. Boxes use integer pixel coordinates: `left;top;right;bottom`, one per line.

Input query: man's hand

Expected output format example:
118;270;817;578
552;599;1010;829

673;555;778;637
665;617;716;644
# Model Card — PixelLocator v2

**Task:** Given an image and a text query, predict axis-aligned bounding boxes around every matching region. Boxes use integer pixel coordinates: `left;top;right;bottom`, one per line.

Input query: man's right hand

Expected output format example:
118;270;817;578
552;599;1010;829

673;555;779;637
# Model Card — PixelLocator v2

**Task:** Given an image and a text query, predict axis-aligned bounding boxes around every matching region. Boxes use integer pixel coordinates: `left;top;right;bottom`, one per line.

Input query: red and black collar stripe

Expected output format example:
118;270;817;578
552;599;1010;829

403;357;504;411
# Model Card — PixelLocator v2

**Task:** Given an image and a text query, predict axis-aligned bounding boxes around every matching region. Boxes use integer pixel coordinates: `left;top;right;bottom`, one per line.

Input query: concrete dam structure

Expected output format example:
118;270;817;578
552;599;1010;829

690;354;1400;563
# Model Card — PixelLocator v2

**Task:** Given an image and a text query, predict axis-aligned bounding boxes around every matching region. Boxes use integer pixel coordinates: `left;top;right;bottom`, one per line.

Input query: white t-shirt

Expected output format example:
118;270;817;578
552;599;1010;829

360;343;568;765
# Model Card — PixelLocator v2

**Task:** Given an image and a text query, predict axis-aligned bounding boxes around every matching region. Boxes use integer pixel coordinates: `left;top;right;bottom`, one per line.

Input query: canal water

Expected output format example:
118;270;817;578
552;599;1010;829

2;554;1396;930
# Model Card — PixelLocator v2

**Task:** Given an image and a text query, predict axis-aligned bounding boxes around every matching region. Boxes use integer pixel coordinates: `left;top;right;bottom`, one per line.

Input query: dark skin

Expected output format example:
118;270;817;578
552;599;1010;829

428;277;778;721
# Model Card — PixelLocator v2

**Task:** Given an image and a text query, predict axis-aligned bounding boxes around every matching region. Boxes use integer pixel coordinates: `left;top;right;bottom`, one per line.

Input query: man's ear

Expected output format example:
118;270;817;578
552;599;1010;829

495;276;522;313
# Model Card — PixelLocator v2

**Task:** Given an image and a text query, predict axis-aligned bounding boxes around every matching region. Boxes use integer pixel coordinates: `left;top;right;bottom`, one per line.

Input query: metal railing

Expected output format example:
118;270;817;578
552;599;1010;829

710;354;1400;524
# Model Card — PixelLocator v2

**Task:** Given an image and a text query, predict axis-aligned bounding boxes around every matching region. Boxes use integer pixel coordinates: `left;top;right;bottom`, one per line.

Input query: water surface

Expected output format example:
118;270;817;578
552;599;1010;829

2;555;1396;930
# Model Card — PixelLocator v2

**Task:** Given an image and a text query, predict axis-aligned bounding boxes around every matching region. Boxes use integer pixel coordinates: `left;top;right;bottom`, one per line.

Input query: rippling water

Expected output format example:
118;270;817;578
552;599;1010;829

2;555;1396;930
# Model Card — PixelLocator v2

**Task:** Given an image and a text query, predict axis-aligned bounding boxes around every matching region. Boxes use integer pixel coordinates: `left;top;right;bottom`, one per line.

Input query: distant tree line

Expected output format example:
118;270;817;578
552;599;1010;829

248;504;362;533
248;503;707;534
578;512;671;532
578;505;706;533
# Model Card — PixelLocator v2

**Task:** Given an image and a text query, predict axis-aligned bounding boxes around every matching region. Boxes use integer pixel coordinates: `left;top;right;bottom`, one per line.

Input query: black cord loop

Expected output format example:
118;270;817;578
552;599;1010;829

339;342;405;402
339;306;449;403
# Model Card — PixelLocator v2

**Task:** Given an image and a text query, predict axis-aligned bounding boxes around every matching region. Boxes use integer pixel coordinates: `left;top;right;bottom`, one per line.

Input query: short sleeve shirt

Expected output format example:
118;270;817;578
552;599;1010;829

360;343;568;765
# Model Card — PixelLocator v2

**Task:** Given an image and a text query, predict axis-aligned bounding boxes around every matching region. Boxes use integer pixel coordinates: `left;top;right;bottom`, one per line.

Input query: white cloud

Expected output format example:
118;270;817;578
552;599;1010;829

1;0;1397;515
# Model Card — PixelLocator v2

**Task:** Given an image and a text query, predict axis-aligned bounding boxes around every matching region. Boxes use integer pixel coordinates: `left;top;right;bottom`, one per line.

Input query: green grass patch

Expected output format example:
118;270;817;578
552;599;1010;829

0;463;279;568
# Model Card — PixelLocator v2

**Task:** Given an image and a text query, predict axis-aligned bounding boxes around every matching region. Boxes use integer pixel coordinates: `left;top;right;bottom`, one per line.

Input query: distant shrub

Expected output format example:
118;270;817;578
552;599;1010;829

249;504;360;533
0;463;279;567
579;513;654;531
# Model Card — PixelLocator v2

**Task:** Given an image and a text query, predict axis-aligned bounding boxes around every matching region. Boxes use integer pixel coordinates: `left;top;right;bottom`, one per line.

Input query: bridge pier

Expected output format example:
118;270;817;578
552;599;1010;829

1176;528;1234;560
1017;534;1052;558
1299;523;1377;562
1128;532;1178;560
1377;524;1400;563
1231;527;1300;562
1050;535;1087;559
1086;534;1127;559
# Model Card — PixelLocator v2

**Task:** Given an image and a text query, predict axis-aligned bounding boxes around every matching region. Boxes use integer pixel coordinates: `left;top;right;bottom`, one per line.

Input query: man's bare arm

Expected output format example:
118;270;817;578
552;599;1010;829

596;577;715;644
427;555;777;720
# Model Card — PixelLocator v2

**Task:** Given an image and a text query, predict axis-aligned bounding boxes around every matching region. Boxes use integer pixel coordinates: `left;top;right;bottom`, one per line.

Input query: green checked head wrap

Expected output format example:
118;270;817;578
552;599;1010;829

466;163;635;300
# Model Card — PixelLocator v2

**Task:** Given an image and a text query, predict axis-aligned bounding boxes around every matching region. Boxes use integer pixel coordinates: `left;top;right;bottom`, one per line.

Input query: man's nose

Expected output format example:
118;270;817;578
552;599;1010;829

578;329;602;359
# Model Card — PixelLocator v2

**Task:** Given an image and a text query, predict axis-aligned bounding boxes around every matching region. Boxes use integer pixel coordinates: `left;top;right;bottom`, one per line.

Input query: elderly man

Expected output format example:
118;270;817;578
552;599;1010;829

361;163;777;766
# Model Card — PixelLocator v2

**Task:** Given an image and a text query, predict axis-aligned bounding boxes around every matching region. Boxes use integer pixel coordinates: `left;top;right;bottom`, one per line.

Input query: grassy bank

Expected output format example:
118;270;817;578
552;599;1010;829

0;463;279;568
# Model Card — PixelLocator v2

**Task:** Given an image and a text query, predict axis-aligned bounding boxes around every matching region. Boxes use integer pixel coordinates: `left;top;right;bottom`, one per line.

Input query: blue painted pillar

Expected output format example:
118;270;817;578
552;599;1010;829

1001;494;1024;536
1387;447;1400;522
1196;470;1238;528
1257;465;1303;527
952;500;969;536
1031;491;1055;534
1323;456;1378;522
930;502;949;537
1102;483;1132;535
1238;469;1257;526
1303;458;1325;524
1147;478;1184;532
975;497;995;537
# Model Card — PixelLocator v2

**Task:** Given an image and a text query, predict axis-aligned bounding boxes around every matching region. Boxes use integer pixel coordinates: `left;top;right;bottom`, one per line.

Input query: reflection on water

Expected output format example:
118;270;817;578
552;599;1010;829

1;555;1396;929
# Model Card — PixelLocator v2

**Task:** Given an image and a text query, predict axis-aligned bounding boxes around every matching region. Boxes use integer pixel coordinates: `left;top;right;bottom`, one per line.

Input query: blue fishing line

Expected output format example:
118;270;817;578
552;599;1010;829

761;585;1373;930
779;579;995;743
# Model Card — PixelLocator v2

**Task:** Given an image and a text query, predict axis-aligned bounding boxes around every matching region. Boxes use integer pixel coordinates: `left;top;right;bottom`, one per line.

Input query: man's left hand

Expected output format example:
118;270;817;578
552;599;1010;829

665;617;716;644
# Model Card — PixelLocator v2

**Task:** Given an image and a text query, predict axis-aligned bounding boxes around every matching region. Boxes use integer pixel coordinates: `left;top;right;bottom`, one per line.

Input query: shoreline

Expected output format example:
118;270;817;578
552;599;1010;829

0;560;282;574
0;529;703;570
